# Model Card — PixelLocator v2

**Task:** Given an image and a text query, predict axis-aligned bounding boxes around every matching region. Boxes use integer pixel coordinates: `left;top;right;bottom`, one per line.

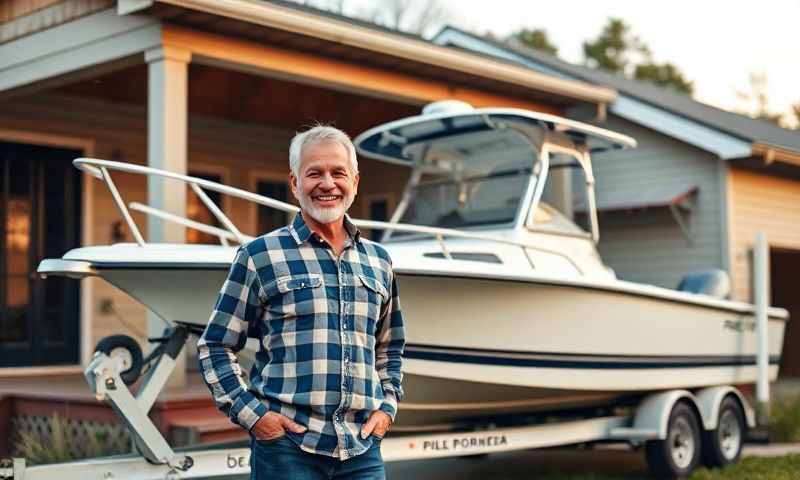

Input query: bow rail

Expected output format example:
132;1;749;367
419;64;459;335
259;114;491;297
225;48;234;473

74;158;584;273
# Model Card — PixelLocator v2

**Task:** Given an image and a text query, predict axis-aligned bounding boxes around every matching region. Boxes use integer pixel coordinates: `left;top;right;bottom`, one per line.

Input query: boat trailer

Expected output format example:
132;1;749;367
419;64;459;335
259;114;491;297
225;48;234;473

1;325;757;479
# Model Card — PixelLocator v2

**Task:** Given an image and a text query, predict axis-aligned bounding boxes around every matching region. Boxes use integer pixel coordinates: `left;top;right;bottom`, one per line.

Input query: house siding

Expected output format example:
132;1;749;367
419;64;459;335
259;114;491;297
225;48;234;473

586;115;725;289
728;167;800;302
0;0;114;44
0;93;411;353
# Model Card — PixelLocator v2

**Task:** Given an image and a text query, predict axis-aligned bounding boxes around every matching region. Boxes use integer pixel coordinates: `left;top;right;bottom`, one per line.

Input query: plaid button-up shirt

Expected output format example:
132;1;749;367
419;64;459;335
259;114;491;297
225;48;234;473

198;214;404;459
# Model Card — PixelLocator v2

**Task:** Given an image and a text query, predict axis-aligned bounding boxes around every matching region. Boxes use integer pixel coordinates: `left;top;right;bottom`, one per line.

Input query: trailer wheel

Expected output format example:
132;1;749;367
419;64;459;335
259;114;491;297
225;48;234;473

645;400;701;479
95;335;143;385
702;396;745;468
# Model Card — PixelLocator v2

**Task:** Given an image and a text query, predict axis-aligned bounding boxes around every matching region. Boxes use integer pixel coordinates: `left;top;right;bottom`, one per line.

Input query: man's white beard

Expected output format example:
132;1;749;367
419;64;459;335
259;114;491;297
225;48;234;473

296;183;355;225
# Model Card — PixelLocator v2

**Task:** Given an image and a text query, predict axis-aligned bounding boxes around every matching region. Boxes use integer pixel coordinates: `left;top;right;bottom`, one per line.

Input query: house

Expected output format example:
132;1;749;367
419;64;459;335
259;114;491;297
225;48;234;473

0;0;616;454
433;26;800;376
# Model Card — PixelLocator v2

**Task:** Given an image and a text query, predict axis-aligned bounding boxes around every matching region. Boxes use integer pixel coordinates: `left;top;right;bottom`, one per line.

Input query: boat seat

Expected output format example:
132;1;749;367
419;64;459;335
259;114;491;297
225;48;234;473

676;269;731;299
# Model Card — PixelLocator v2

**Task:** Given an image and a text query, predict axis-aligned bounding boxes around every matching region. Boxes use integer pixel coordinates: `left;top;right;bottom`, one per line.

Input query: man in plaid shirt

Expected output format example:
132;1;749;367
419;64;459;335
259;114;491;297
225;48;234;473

198;125;405;479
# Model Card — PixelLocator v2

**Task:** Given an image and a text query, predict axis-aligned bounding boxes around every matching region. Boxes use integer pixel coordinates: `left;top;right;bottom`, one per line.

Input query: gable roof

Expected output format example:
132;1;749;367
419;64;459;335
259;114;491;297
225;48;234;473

434;26;800;155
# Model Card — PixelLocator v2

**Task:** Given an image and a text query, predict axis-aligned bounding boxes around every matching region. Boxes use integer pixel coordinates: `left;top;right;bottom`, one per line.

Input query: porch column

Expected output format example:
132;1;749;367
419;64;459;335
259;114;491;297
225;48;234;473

145;45;191;242
145;45;191;387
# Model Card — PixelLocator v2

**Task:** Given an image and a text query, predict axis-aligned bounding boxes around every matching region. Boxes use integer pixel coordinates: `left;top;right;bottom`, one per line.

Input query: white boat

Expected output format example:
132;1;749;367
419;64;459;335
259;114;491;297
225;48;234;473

39;101;788;431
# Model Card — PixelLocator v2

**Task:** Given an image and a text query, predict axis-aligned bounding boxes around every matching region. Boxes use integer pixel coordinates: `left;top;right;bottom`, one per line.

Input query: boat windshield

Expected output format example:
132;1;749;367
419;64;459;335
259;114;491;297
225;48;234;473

395;129;537;230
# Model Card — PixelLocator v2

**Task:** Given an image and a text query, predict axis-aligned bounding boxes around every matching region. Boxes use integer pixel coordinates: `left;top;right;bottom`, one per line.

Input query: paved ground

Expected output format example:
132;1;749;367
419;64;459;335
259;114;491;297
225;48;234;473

386;447;649;479
743;443;800;457
204;448;651;480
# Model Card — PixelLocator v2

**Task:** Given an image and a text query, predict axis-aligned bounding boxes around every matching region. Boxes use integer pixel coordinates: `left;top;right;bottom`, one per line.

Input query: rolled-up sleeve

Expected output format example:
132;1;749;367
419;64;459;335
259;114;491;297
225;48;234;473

197;246;268;430
375;271;405;421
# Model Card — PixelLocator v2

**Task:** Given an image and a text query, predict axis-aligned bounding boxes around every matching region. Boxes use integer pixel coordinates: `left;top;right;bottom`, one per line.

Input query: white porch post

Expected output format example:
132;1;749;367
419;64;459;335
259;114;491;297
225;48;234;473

145;45;191;387
754;232;770;425
145;46;191;242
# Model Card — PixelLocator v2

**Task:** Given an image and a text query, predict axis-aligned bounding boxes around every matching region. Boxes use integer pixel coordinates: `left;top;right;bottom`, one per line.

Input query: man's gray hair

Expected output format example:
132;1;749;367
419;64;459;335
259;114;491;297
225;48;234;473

289;125;359;177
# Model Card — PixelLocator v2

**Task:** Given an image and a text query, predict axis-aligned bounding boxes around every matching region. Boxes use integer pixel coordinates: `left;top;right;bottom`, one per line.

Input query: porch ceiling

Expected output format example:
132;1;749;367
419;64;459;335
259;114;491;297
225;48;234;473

58;63;420;135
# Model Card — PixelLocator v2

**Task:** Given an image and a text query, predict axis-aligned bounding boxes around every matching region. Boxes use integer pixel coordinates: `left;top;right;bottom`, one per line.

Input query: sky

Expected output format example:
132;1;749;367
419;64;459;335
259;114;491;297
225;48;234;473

342;0;800;127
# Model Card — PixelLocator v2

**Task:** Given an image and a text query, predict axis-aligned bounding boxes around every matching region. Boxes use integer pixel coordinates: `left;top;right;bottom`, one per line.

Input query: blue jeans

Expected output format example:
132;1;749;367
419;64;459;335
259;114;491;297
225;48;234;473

250;435;385;480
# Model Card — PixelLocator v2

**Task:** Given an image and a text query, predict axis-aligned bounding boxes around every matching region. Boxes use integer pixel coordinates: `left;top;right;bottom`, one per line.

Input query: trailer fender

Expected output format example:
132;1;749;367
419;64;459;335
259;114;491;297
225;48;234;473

631;390;697;440
694;386;755;430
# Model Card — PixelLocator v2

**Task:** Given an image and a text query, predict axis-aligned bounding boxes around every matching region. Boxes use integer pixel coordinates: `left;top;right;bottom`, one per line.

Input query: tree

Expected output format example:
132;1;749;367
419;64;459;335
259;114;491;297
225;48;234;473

286;0;449;37
582;18;693;95
292;0;345;14
634;62;693;95
790;102;800;129
582;18;649;75
510;28;558;56
735;72;783;125
358;0;448;37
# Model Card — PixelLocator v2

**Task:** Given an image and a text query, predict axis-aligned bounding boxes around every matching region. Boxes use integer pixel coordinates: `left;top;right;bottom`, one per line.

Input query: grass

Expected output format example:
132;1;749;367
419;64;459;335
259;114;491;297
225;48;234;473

528;455;800;479
769;395;800;442
532;455;800;480
692;455;800;479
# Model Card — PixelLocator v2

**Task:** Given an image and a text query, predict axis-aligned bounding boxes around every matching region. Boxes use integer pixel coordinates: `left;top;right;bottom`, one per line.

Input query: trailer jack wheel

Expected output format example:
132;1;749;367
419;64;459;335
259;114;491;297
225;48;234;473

95;334;143;385
702;396;745;468
645;401;701;478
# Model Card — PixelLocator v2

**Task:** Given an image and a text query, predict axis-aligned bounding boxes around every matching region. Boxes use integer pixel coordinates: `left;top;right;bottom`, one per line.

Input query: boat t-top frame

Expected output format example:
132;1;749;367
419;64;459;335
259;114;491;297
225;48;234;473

353;103;636;243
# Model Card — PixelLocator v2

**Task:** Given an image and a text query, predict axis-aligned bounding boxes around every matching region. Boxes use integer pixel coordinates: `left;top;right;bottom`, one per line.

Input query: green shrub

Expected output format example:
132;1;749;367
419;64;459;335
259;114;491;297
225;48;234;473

16;414;123;465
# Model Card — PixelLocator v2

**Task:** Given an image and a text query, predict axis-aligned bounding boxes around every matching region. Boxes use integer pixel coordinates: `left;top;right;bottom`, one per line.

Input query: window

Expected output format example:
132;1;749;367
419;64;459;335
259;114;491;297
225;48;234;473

423;252;502;264
530;151;591;236
187;172;223;244
366;196;391;240
0;143;81;366
256;180;289;234
395;129;535;231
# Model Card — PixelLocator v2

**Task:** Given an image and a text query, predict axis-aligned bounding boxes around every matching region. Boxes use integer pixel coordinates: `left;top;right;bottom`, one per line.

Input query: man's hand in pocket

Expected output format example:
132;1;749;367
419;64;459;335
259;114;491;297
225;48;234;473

360;410;391;439
252;412;307;440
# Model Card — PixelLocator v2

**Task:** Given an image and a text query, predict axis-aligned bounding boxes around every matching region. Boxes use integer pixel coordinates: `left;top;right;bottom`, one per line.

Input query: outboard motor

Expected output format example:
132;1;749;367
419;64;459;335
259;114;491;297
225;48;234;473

677;269;731;299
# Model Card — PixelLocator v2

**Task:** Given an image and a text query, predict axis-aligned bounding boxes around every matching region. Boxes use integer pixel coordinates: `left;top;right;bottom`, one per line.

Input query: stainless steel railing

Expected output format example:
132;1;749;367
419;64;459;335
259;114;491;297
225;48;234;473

74;157;583;273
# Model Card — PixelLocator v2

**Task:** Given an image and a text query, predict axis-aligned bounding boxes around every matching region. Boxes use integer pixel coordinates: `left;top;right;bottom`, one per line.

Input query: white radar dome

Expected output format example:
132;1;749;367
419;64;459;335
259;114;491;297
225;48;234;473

421;100;475;116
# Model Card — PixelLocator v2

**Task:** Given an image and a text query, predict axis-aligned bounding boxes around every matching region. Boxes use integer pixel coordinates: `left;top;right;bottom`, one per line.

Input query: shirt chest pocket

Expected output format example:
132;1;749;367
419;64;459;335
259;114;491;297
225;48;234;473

353;274;388;333
268;273;324;319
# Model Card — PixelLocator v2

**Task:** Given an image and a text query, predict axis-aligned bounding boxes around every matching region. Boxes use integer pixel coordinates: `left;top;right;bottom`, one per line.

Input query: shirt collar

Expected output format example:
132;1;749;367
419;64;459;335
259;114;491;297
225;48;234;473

289;212;362;246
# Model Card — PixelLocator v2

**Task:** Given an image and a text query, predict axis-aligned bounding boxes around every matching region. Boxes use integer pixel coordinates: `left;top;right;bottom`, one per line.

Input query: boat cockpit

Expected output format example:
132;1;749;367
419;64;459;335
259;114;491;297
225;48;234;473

354;100;636;277
354;100;636;244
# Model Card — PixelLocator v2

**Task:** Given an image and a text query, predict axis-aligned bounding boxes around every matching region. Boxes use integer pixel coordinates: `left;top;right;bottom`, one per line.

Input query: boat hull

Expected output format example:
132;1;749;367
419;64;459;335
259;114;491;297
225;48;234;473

393;273;783;428
86;264;786;430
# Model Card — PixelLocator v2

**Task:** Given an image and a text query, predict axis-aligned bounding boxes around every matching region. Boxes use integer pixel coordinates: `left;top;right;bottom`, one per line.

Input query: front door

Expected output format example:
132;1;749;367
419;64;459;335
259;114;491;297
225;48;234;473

773;248;800;377
0;142;82;367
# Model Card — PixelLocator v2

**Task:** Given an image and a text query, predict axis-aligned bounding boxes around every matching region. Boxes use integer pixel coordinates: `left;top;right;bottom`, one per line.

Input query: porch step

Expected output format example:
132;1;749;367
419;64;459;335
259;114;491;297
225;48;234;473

168;408;247;446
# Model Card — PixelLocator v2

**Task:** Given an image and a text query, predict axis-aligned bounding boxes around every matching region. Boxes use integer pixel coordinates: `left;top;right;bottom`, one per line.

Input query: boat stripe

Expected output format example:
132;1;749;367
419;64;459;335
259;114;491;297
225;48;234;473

404;344;780;369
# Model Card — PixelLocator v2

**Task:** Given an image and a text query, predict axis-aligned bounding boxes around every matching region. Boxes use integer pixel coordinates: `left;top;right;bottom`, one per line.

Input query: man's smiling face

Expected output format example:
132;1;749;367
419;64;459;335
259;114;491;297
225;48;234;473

290;141;359;225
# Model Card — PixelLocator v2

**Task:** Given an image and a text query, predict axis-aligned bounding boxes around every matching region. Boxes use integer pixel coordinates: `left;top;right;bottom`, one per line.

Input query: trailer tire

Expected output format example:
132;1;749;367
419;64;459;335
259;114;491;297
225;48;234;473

95;335;143;385
645;400;701;479
702;396;745;468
